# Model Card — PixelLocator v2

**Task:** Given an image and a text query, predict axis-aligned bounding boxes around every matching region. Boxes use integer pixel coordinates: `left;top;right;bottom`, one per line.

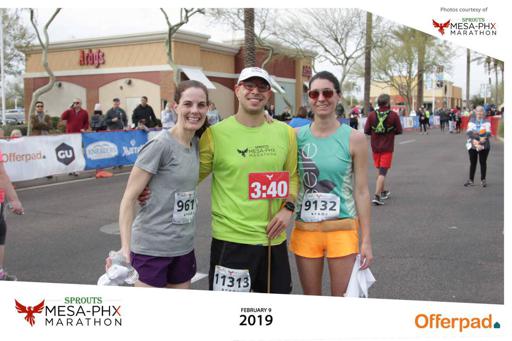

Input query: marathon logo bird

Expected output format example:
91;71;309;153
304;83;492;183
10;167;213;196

15;300;45;326
237;148;249;157
432;19;451;35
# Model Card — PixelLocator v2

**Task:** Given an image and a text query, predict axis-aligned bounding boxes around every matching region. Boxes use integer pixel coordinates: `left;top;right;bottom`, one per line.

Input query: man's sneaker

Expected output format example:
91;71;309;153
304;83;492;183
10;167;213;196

380;190;391;200
481;179;487;187
372;195;384;206
464;180;474;187
0;270;17;281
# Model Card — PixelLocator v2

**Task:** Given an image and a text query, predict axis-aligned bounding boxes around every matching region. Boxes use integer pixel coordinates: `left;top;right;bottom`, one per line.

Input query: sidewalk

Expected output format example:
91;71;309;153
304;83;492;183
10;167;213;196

13;166;132;190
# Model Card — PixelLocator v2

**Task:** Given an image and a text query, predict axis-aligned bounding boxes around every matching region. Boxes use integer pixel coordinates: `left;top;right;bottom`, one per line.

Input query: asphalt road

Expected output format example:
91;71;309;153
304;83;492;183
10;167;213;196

6;128;504;304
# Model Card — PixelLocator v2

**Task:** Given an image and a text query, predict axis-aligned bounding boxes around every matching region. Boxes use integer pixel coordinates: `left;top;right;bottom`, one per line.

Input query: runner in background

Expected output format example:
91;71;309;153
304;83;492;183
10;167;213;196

290;71;373;296
0;149;25;280
364;94;403;206
418;107;428;135
199;67;298;294
115;80;209;288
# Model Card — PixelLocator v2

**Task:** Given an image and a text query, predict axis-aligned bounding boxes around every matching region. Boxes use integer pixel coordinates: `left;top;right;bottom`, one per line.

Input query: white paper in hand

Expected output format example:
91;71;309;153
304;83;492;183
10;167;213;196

345;254;376;298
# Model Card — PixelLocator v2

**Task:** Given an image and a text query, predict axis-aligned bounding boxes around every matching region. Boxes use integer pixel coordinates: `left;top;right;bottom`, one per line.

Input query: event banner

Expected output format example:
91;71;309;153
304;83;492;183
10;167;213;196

82;130;148;169
0;134;85;182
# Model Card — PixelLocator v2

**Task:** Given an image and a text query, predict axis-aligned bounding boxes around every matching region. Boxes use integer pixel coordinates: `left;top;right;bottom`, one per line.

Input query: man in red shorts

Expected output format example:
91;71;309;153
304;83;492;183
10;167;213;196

364;94;403;205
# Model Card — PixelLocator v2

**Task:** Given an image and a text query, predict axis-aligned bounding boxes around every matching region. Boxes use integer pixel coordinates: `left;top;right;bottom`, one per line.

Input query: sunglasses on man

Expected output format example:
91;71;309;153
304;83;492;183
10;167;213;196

239;81;271;92
308;88;337;100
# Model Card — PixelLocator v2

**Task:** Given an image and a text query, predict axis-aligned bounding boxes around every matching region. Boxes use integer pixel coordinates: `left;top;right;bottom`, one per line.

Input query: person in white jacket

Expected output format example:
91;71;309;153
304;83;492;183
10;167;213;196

161;102;177;129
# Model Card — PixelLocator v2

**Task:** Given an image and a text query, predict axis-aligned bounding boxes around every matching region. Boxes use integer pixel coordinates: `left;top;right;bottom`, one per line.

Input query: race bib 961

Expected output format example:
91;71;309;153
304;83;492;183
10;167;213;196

172;191;197;224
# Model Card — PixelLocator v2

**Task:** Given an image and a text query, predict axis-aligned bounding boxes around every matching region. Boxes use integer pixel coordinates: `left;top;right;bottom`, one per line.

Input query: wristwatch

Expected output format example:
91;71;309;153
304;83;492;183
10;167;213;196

283;202;295;212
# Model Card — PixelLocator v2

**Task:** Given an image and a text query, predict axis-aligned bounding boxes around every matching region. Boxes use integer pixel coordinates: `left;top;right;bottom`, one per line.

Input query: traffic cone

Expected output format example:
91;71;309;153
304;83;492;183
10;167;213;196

96;169;113;178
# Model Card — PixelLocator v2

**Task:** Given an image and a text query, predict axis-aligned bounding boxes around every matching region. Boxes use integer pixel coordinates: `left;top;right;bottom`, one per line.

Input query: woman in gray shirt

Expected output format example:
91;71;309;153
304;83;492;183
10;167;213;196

117;80;209;288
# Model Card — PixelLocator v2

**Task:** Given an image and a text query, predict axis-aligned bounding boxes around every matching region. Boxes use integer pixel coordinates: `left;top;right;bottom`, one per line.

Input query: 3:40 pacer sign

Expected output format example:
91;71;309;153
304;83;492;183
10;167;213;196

248;171;289;200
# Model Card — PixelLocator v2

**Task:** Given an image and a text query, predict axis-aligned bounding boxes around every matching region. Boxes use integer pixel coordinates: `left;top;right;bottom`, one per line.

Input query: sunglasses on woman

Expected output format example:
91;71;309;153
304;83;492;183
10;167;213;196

308;88;336;100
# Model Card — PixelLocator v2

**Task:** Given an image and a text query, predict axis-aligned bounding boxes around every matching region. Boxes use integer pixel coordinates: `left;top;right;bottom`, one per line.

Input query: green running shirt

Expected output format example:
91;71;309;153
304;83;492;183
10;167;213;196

296;123;356;221
199;116;299;245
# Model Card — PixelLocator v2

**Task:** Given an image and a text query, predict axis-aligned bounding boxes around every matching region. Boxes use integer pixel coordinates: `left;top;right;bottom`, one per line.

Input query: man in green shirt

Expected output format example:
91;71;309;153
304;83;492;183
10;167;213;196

199;67;298;293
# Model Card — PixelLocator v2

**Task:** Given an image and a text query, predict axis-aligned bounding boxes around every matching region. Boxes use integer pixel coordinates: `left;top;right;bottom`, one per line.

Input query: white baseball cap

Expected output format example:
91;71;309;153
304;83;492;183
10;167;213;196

237;67;271;85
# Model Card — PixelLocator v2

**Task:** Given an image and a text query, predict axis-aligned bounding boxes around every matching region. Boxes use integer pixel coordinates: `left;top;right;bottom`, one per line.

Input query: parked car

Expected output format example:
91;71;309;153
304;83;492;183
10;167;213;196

3;109;25;124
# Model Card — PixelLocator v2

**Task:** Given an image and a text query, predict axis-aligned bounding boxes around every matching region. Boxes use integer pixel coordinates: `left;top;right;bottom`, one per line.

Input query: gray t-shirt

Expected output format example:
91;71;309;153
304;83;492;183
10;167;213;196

131;130;199;257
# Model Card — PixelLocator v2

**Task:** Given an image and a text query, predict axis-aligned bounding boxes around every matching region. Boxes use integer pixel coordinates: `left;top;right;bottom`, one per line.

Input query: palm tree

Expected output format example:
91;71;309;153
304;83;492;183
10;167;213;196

363;11;372;114
413;30;437;111
244;8;256;67
485;56;492;104
415;32;427;110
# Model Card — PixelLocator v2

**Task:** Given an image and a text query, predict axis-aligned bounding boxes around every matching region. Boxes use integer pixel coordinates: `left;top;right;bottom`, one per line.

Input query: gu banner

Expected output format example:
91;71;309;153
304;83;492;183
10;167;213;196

82;130;148;169
0;134;85;182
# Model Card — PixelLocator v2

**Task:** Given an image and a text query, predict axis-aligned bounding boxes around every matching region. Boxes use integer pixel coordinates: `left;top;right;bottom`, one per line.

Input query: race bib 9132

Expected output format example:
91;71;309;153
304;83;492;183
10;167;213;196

300;192;340;222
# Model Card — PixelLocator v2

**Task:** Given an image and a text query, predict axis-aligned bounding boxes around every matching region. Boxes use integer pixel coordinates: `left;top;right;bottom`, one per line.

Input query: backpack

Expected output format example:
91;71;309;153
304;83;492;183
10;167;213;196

371;110;395;134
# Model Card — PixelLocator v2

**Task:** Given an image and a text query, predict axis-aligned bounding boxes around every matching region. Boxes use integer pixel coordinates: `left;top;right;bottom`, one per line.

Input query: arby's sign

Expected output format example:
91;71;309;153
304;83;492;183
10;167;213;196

79;49;105;68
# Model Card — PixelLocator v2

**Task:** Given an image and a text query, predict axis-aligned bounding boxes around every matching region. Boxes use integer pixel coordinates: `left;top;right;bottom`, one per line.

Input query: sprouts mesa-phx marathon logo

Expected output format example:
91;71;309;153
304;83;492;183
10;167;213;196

433;7;497;36
14;297;122;328
415;313;501;333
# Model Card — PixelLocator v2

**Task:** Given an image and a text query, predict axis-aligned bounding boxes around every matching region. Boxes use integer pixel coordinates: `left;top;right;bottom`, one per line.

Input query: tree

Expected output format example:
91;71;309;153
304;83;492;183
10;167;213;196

493;58;499;105
27;8;61;136
470;95;484;107
208;8;294;108
277;9;388;94
0;9;34;76
414;31;432;109
363;11;372;114
472;53;504;105
243;8;256;67
160;8;205;84
372;25;452;113
208;8;278;69
5;77;23;108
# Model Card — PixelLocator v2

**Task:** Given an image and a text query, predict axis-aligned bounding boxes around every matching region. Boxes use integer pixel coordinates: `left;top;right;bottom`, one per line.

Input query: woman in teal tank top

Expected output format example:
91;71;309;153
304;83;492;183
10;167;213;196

289;71;373;296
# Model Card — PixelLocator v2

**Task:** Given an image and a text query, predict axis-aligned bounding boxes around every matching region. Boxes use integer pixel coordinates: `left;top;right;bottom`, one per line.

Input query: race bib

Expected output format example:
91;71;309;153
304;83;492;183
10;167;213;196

172;191;197;224
213;265;251;292
300;192;340;222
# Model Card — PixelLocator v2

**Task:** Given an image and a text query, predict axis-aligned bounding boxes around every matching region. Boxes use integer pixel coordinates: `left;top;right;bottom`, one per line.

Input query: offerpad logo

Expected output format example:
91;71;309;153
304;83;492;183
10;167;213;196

15;300;45;326
432;19;450;35
55;143;75;165
415;313;500;332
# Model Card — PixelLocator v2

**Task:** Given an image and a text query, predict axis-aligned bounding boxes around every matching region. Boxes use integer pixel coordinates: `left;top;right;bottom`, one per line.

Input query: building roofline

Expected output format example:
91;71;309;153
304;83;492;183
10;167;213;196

21;29;240;55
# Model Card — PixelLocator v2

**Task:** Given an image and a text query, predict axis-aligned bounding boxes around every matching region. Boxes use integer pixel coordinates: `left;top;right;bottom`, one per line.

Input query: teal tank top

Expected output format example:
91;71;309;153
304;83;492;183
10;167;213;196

296;123;356;222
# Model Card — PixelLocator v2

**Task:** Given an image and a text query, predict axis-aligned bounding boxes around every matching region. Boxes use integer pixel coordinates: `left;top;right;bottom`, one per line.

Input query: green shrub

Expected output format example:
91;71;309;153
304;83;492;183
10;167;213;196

2;124;28;137
51;116;60;129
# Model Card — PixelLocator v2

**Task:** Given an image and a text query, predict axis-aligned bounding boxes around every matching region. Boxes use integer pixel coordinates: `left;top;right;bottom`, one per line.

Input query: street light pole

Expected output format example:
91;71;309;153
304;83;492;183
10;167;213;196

431;72;435;113
0;13;5;126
